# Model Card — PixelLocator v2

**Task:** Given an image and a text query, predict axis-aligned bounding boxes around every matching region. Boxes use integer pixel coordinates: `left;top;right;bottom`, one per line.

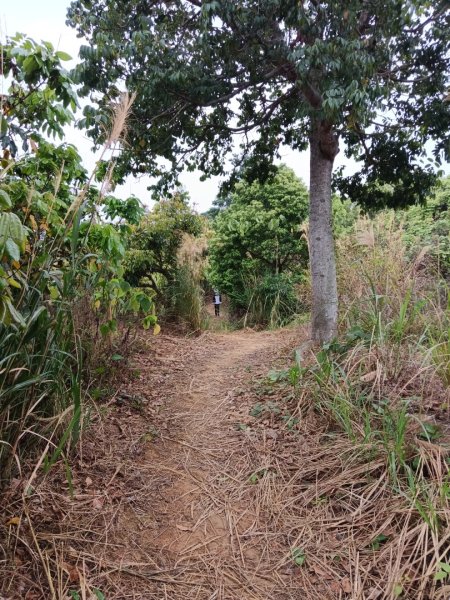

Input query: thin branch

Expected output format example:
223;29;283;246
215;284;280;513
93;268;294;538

404;2;449;34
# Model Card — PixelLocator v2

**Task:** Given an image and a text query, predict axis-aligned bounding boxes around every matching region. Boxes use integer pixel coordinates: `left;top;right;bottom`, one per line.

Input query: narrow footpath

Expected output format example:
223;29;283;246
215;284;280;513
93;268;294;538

108;327;301;599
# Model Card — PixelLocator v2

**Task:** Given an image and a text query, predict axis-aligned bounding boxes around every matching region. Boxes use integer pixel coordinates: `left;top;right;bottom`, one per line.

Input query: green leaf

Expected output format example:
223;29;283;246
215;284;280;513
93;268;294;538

438;562;450;574
0;116;8;137
143;314;157;329
0;189;12;209
1;298;25;326
268;369;289;382
435;562;450;580
119;280;131;293
370;533;389;550
250;403;264;417
56;50;72;61
418;422;441;441
100;322;111;336
0;212;27;252
7;276;21;289
22;55;38;75
249;472;259;484
5;239;20;262
93;589;105;600
139;294;152;313
48;285;60;300
291;547;306;567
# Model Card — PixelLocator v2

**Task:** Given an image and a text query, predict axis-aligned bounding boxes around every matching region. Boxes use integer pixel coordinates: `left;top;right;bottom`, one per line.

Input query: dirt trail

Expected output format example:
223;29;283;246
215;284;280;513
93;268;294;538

111;327;302;599
1;326;310;600
148;333;277;542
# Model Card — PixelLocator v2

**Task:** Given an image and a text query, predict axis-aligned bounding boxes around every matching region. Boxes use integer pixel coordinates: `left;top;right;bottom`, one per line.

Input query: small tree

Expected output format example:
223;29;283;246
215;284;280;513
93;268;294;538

1;34;77;157
125;193;203;295
208;165;309;322
68;0;450;341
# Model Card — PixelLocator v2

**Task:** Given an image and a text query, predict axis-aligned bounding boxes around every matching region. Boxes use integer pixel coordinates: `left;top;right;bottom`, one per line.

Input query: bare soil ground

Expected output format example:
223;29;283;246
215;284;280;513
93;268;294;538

1;326;309;599
106;327;301;599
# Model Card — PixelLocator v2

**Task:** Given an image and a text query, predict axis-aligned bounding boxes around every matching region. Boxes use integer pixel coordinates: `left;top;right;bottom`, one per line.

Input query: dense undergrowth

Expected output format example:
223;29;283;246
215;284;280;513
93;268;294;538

0;37;159;482
0;151;156;481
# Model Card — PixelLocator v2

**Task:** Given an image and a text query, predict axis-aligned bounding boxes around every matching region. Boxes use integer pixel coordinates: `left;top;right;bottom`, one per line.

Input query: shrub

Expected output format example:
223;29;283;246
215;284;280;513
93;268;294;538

208;165;309;325
270;209;449;598
0;50;155;478
124;194;203;295
234;272;304;328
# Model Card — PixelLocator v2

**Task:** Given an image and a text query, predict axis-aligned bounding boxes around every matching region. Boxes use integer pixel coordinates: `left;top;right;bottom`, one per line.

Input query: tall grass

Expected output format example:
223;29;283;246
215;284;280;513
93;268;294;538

0;208;85;480
170;233;209;331
288;211;450;596
234;272;302;328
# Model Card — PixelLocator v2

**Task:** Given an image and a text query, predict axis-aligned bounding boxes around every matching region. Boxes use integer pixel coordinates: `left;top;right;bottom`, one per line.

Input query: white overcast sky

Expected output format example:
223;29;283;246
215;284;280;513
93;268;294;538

1;1;448;211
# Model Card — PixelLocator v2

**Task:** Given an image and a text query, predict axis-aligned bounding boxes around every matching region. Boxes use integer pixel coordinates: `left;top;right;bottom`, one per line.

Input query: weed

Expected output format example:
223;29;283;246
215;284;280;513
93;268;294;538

141;428;159;442
417;422;441;442
370;533;389;550
236;423;248;431
379;402;410;485
70;590;105;600
435;562;450;582
250;401;281;418
429;324;450;386
248;467;276;484
282;413;299;430
291;547;306;567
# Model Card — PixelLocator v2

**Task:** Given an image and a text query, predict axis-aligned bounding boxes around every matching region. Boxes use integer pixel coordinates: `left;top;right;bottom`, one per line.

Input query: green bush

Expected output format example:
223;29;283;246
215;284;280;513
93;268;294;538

400;176;450;273
124;194;203;294
0;37;156;478
235;272;304;328
208;165;309;325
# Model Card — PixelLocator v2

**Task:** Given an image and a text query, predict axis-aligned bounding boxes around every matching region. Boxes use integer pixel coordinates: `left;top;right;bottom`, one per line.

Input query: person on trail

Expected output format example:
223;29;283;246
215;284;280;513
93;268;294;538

213;291;222;317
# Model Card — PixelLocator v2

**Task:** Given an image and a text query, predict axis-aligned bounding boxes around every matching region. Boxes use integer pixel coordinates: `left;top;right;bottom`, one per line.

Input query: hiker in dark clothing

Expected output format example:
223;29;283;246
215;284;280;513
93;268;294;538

213;291;222;316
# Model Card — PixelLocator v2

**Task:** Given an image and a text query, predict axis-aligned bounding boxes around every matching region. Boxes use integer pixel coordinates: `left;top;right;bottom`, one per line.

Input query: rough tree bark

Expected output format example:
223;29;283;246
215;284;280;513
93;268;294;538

309;119;339;343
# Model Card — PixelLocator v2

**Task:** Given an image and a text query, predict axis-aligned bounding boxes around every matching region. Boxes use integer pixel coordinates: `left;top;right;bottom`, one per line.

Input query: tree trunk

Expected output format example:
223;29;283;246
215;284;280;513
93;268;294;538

309;119;339;343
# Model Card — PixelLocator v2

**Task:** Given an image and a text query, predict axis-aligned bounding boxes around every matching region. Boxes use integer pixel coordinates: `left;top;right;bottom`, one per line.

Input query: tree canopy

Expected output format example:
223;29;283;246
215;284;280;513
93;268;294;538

1;34;78;158
125;193;203;293
68;0;449;201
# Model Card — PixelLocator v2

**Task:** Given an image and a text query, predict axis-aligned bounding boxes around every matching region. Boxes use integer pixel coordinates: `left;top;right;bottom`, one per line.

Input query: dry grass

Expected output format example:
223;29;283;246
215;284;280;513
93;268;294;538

337;213;438;332
1;323;448;600
177;233;208;280
171;233;209;330
66;91;136;219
